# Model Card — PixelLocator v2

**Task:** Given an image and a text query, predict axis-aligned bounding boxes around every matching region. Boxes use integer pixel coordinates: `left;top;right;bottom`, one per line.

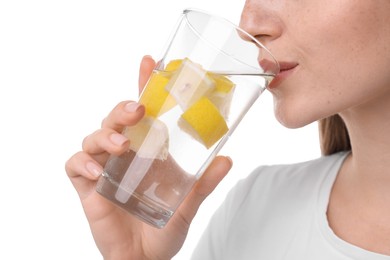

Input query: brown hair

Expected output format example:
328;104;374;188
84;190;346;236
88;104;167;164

318;114;351;155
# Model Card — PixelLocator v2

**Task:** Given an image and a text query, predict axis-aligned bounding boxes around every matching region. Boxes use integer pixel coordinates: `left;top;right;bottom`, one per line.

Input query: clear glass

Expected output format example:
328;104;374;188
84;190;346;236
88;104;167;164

96;8;279;228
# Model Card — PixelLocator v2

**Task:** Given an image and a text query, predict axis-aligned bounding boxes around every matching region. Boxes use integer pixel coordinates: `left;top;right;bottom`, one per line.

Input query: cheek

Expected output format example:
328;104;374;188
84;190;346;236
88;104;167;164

274;4;390;128
272;50;390;130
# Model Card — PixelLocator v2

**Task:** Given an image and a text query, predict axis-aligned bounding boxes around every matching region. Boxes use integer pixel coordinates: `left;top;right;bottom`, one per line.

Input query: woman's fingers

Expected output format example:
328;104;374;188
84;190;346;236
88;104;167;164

138;55;156;94
66;151;102;180
174;156;233;227
67;127;131;199
101;55;155;133
101;55;155;132
81;126;131;166
82;128;129;155
101;101;145;132
65;151;103;199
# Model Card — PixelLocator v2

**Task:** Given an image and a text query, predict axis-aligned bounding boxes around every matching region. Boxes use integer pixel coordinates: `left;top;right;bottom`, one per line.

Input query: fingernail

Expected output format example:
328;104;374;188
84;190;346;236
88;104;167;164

125;102;141;113
86;162;102;177
110;133;128;146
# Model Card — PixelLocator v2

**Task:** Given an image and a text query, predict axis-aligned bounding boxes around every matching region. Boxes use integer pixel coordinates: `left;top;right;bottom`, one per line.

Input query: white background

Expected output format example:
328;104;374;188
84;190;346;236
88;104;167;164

0;1;320;259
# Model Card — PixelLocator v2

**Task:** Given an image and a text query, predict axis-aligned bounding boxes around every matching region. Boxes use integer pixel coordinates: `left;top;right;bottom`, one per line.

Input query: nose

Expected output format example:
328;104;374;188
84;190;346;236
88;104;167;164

239;0;282;45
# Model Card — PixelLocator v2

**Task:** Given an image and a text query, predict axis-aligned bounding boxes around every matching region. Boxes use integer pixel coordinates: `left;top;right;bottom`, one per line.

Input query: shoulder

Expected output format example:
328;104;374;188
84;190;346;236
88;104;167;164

226;152;348;215
240;152;347;192
191;152;349;259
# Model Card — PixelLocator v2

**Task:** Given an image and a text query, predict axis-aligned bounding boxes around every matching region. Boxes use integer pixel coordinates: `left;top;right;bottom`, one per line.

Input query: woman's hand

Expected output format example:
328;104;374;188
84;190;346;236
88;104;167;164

65;55;232;259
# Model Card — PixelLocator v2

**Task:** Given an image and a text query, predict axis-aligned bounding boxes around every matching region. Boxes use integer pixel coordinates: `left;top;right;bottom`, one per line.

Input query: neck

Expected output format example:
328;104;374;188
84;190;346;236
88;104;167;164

340;91;390;200
327;93;390;254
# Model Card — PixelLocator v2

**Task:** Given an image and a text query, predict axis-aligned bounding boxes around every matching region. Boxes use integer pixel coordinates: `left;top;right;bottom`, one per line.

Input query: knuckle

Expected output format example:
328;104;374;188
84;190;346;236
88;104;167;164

64;151;84;176
81;129;104;151
81;134;91;151
100;116;107;127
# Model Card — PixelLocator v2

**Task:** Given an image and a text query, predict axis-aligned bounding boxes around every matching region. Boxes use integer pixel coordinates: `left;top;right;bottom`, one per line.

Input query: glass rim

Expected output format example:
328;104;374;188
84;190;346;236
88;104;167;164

182;8;280;75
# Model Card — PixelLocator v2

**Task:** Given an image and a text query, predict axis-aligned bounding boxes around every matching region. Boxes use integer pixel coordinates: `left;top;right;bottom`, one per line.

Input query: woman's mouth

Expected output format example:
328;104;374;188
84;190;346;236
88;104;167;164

267;61;298;89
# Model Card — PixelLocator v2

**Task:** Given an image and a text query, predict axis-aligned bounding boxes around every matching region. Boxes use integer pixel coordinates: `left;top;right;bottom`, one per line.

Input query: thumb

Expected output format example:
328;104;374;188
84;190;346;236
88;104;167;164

175;155;233;226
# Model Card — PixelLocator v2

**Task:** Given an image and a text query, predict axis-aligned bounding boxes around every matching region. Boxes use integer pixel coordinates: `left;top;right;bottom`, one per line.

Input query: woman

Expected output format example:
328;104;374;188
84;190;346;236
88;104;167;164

65;0;390;259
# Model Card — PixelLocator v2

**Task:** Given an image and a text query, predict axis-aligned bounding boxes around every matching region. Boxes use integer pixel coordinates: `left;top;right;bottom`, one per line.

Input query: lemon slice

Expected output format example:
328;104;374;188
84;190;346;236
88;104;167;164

165;58;215;110
179;97;228;149
124;116;169;160
165;59;183;71
138;59;191;117
207;72;235;119
139;70;177;118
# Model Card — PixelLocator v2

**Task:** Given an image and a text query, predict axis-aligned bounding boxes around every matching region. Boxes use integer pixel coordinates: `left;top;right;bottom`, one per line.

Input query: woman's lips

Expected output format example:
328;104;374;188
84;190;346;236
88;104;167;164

267;61;299;89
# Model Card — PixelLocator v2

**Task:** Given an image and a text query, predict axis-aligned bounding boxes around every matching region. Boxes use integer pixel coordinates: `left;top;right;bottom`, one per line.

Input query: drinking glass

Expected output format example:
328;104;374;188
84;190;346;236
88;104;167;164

96;8;279;228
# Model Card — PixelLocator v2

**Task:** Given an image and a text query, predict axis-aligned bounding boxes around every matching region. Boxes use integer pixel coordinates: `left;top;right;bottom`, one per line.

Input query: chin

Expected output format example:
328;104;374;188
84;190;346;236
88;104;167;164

274;106;318;129
276;117;311;129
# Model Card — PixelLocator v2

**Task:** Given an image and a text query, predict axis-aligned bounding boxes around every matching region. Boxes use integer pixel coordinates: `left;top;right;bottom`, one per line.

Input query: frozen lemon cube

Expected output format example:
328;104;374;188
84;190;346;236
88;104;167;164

124;116;169;160
207;72;235;119
139;71;177;118
165;58;215;110
178;97;228;149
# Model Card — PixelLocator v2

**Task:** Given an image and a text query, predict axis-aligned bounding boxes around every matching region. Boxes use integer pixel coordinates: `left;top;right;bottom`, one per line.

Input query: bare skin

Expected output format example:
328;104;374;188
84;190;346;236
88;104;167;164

327;96;390;255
